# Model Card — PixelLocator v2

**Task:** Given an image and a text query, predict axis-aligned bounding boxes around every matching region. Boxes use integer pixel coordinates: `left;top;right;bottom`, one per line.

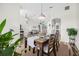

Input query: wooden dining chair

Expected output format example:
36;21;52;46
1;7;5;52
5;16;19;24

55;30;60;51
42;34;56;56
21;48;27;55
69;43;79;56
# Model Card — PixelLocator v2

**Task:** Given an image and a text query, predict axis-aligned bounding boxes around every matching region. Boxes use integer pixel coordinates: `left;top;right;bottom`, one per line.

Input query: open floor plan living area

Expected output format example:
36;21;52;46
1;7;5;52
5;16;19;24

0;3;79;56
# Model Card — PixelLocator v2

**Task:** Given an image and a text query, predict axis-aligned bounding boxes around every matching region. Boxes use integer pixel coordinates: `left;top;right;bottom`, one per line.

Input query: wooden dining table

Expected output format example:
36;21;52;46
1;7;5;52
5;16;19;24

34;37;49;56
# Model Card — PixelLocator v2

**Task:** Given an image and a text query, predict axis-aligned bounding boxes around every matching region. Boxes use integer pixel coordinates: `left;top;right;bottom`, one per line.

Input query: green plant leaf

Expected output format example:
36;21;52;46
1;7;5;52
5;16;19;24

10;38;21;48
0;31;12;42
0;31;13;48
0;18;20;56
14;38;21;46
2;47;14;56
67;28;78;36
0;19;6;33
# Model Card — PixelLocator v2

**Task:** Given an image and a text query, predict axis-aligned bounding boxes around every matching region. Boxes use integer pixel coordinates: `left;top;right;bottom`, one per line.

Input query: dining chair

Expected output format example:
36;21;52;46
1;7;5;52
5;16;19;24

24;37;32;52
27;36;39;54
14;52;22;56
42;34;56;56
21;48;27;55
55;30;60;51
25;37;27;48
69;43;79;56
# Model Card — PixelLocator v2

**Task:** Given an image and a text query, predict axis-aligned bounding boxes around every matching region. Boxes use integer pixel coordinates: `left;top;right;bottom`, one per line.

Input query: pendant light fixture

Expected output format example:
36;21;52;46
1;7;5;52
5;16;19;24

38;3;46;20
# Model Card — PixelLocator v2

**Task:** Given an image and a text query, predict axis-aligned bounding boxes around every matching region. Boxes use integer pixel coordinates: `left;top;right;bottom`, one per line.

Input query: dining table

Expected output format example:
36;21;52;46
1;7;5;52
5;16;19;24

27;35;49;56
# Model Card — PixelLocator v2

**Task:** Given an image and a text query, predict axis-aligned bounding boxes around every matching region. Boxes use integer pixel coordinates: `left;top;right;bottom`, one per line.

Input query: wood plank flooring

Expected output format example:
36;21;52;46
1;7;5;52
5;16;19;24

21;42;73;56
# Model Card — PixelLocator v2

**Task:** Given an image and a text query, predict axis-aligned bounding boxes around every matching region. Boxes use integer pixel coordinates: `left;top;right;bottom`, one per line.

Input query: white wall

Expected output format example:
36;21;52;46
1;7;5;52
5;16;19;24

60;4;78;42
75;4;79;49
0;4;20;43
45;3;78;43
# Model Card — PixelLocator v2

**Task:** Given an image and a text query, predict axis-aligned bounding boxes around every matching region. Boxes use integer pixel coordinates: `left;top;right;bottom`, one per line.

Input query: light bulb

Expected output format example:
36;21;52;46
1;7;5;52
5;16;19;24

38;13;46;20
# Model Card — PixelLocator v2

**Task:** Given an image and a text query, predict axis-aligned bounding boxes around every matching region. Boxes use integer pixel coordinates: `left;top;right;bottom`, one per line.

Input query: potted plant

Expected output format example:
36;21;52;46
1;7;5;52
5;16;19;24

0;19;21;56
67;28;78;44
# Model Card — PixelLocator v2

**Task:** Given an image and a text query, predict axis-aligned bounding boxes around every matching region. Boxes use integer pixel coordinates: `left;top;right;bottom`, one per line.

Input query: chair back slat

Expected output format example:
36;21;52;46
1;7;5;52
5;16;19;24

55;30;60;51
48;34;55;53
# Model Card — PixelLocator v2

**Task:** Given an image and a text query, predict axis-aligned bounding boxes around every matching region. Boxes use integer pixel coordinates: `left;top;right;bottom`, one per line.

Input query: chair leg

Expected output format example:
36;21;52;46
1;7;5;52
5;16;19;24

48;53;50;56
33;47;35;53
25;50;27;53
56;42;57;51
29;46;31;51
57;43;58;51
53;46;57;56
53;51;56;56
37;49;39;56
56;41;59;51
69;49;71;56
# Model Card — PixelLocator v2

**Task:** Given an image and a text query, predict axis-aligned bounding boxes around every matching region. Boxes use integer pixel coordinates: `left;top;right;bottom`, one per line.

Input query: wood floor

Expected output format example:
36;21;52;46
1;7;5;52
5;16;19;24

21;42;73;56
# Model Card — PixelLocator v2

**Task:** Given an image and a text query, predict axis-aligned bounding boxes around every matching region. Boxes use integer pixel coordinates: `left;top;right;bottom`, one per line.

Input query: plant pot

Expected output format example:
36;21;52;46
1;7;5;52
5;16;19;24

69;36;75;44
